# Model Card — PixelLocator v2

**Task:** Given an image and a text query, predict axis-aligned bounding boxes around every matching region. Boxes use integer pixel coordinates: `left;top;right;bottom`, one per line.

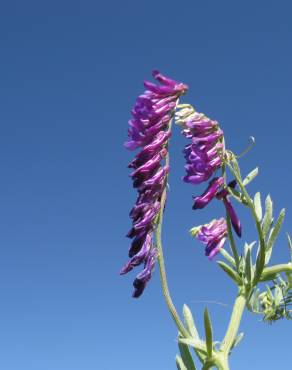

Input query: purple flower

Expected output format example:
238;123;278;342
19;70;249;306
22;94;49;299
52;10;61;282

177;109;224;185
192;177;224;209
122;71;188;297
216;180;242;237
125;71;188;151
132;248;158;298
223;198;242;237
195;218;228;260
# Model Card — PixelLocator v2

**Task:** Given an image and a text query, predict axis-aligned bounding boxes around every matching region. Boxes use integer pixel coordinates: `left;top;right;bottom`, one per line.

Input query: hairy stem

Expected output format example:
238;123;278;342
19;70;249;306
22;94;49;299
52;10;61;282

155;116;189;338
156;187;189;338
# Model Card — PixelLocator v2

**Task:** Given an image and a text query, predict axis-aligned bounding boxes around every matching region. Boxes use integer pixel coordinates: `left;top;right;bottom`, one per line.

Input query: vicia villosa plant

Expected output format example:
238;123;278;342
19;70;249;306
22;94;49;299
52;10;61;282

120;71;292;369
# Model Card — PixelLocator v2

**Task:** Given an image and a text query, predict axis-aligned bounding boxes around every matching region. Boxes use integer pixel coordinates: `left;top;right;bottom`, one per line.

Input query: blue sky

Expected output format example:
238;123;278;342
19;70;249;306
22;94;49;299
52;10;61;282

0;1;291;369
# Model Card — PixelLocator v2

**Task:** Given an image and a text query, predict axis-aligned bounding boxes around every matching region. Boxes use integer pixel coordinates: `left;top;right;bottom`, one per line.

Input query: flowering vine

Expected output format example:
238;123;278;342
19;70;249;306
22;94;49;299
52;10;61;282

121;71;292;369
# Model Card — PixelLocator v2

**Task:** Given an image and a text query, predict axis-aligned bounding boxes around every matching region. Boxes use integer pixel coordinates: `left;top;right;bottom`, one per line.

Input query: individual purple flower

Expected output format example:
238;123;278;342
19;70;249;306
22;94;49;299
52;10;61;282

192;177;224;209
122;71;188;297
193;218;228;260
132;248;158;298
216;180;242;237
223;198;242;237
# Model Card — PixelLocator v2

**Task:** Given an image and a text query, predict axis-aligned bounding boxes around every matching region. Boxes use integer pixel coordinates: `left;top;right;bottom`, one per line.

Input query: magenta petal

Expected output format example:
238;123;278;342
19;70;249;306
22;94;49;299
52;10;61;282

192;177;224;209
223;198;242;237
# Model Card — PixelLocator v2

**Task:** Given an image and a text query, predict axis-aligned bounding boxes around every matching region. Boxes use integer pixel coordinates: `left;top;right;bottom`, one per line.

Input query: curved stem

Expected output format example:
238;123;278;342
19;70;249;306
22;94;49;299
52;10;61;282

156;187;189;338
261;263;292;281
155;117;189;338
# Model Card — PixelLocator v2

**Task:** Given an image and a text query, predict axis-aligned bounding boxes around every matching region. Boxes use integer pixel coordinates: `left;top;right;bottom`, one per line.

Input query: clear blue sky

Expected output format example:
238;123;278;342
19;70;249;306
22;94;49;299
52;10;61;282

0;1;291;369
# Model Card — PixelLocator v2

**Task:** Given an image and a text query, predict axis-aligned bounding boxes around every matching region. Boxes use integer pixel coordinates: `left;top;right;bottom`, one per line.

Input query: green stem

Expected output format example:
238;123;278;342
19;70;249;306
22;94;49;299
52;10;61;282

156;188;189;338
227;162;266;283
214;355;230;370
221;161;240;269
220;292;246;354
226;215;240;269
155;116;189;338
260;263;292;281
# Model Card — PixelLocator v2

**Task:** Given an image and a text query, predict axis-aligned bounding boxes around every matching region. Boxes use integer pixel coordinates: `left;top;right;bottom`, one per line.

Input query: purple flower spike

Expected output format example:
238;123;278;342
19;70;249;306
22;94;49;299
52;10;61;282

196;218;228;260
178;107;225;187
193;177;224;209
122;71;187;297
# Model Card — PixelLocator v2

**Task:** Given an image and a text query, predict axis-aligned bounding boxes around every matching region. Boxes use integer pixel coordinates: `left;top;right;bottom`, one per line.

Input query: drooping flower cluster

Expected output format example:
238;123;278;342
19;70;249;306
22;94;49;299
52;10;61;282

121;71;188;297
176;105;224;185
176;105;241;257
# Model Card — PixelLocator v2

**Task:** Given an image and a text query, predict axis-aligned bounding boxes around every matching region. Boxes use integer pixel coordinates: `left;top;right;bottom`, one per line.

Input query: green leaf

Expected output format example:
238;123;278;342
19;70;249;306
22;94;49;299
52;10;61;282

266;209;285;264
204;308;213;358
274;286;282;305
244;242;256;258
178;340;197;370
243;167;258;186
178;338;206;353
254;244;266;284
176;355;187;370
219;248;236;266
231;332;244;351
254;192;262;221
245;248;253;284
261;195;273;240
287;233;292;262
183;305;200;340
182;306;206;364
248;288;260;313
217;261;241;284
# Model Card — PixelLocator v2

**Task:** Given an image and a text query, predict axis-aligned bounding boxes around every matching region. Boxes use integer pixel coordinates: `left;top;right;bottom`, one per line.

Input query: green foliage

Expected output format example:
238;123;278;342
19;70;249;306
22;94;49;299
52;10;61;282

176;355;188;370
243;167;258;186
253;192;262;221
230;332;244;352
204;308;213;358
217;261;241;284
261;195;273;240
178;340;197;370
265;209;285;264
183;305;200;339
